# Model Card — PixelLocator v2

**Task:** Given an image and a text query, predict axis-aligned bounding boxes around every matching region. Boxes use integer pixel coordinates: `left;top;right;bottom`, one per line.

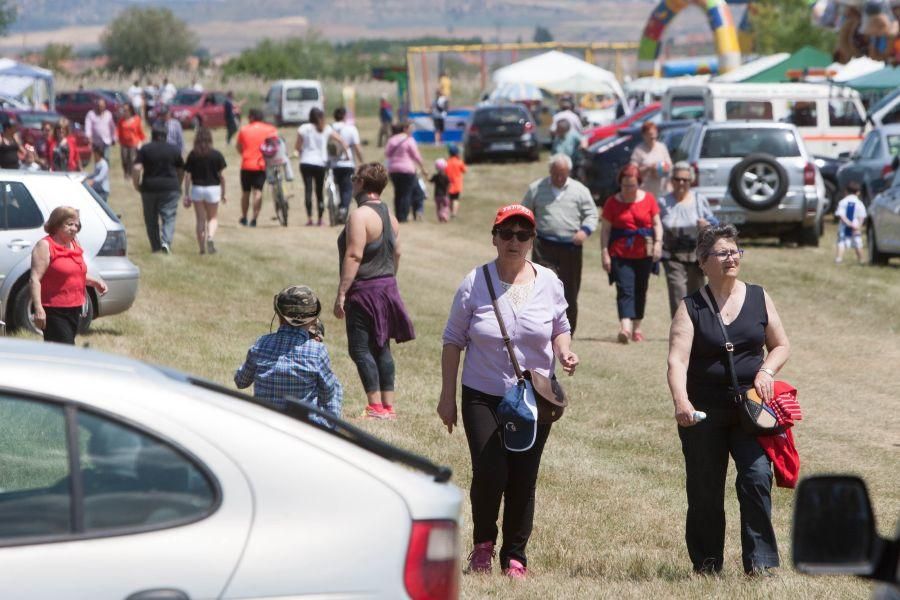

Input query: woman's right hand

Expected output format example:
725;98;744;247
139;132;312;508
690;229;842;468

601;251;612;273
33;306;46;331
437;389;457;434
674;398;698;427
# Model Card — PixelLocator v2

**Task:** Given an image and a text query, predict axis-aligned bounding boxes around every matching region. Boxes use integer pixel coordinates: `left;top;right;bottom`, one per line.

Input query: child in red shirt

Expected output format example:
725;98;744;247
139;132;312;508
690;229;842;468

445;144;467;218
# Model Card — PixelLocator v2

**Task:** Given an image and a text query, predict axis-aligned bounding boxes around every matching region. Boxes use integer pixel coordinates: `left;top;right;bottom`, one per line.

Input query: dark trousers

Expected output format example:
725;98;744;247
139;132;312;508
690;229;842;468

532;238;583;333
332;166;354;211
300;163;326;219
43;306;80;344
390;172;417;222
140;190;179;252
345;303;395;393
461;385;551;569
611;257;653;320
678;398;779;573
663;259;705;317
226;120;238;144
120;145;138;177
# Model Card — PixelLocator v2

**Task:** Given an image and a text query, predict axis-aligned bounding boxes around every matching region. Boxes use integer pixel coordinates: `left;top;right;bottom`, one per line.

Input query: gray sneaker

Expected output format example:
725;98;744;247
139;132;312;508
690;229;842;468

206;239;217;254
161;242;171;255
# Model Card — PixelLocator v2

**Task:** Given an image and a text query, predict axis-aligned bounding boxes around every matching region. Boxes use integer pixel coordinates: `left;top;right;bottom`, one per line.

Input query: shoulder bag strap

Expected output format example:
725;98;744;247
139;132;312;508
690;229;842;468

698;285;742;403
482;264;524;380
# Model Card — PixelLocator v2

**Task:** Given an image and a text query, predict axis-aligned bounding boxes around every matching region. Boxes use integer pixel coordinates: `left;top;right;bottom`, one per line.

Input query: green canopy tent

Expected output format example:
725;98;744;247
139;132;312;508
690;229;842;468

742;46;833;83
846;66;900;95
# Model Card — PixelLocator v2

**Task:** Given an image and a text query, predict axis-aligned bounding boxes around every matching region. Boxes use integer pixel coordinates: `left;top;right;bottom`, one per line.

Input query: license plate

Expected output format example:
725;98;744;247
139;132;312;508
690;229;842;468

491;142;515;151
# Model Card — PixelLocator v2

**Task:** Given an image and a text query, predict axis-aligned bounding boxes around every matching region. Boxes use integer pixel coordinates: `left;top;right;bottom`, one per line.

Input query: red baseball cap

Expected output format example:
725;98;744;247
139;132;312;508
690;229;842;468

493;204;535;227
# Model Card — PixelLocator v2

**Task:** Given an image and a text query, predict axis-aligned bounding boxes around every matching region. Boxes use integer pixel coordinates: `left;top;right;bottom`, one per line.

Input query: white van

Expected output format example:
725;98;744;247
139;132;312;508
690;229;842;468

661;82;868;158
264;79;324;125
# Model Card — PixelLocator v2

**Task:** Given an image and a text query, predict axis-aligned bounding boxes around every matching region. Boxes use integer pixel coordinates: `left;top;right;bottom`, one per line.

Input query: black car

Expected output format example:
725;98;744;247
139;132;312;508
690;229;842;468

581;120;693;206
463;104;539;164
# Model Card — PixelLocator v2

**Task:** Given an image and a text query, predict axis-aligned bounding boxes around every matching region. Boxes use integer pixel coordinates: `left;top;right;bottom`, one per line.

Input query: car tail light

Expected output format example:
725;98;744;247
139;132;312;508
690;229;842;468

882;164;894;179
690;162;699;187
804;162;816;186
467;124;480;137
404;520;458;600
523;121;534;133
98;230;127;257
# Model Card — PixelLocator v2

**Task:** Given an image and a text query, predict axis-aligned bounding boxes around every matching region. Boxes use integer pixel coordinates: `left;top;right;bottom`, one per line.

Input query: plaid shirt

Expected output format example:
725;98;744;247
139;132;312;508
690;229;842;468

235;325;342;420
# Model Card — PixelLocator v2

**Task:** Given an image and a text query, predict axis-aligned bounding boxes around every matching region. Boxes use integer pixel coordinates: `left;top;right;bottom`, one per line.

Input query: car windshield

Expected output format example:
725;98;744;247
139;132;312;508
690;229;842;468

285;87;319;101
700;128;801;158
869;88;900;115
172;91;202;106
474;107;526;124
16;112;59;128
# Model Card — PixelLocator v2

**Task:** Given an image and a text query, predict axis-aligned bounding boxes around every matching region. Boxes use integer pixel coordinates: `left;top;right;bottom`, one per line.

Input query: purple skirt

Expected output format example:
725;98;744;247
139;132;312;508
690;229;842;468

346;275;415;346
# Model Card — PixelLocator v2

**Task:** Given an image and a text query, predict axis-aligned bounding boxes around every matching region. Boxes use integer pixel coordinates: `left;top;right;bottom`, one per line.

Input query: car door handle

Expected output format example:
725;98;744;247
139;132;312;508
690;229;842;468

125;590;190;600
7;239;31;250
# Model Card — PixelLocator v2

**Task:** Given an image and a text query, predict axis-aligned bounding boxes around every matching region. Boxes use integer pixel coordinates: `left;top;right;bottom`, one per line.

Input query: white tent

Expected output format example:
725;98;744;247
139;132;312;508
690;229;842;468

828;56;885;83
492;50;627;108
0;58;54;109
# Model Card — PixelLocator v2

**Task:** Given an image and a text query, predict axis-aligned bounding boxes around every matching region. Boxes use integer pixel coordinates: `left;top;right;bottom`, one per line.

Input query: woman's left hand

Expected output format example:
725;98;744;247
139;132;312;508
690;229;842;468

558;350;579;375
183;197;191;209
92;279;109;296
652;242;662;262
333;296;345;319
754;369;775;403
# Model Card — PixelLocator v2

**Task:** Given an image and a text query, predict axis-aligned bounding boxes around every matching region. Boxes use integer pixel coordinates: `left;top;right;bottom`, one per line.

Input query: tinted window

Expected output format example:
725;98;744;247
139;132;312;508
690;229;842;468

883;106;900;125
886;134;900;157
700;128;801;158
857;132;878;158
672;126;696;163
0;182;44;230
173;91;202;106
82;182;121;223
0;396;71;539
725;101;773;120
78;411;215;531
865;137;884;160
787;101;818;127
17;112;59;129
474;107;527;124
285;87;319;101
829;100;864;127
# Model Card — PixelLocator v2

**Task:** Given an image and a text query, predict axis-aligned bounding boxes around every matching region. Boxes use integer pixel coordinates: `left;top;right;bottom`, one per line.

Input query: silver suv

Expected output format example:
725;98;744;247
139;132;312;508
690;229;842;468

673;121;826;246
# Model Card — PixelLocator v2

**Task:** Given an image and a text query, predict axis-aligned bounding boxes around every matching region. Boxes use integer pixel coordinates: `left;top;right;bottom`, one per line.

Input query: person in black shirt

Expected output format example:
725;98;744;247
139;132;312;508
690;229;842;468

183;127;227;255
667;224;791;577
0;114;22;169
132;122;185;253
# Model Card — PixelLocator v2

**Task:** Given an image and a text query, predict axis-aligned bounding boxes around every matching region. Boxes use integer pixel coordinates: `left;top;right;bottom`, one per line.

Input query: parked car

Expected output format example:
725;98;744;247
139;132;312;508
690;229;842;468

836;125;900;204
54;90;122;126
264;79;325;125
813;154;841;214
866;170;900;264
0;338;462;600
584;102;661;146
582;120;692;205
150;89;238;129
0;172;139;335
793;475;899;599
672;121;826;245
463;103;539;164
1;109;92;167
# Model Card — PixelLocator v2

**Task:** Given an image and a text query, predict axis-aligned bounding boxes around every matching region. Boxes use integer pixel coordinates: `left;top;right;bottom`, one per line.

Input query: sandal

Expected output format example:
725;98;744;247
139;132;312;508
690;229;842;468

617;330;630;344
632;331;645;342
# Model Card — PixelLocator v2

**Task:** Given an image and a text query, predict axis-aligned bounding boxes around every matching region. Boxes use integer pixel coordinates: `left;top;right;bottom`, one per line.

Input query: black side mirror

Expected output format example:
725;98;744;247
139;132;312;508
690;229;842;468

838;151;851;161
793;475;879;576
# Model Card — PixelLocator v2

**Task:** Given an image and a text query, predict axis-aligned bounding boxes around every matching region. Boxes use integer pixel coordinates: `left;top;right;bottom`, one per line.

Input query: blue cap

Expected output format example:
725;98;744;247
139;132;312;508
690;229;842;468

447;143;459;156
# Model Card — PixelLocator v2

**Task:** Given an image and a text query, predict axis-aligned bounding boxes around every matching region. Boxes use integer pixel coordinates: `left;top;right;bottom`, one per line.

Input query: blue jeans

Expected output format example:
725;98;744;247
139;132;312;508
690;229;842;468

678;393;779;573
332;166;354;212
611;257;653;320
140;190;179;251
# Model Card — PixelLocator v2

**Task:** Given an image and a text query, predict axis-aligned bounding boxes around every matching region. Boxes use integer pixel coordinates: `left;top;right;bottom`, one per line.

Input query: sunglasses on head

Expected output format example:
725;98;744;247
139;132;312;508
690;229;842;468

494;228;534;242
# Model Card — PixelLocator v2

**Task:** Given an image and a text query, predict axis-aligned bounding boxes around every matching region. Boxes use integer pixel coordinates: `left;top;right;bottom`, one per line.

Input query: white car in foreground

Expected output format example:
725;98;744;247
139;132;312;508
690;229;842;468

0;340;461;600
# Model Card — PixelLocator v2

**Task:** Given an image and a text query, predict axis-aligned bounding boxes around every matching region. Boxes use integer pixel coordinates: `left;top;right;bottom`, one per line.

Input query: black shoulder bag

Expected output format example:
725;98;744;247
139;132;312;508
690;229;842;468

482;264;567;424
698;285;783;436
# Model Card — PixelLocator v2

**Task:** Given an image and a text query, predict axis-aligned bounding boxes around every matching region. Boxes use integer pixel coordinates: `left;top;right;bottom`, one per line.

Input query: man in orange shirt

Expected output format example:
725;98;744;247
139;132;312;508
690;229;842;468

236;108;277;227
445;144;467;218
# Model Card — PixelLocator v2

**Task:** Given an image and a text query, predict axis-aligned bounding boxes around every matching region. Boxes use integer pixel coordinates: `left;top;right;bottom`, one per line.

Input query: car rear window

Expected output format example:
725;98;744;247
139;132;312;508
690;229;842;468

887;135;900;157
286;87;319;101
173;91;202;105
82;181;121;223
474;107;527;124
700;128;801;158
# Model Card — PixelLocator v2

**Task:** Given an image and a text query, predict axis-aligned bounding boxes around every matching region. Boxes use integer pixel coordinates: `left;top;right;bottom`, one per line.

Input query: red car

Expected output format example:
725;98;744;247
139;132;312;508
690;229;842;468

153;90;239;129
54;90;123;127
1;109;92;167
584;103;661;146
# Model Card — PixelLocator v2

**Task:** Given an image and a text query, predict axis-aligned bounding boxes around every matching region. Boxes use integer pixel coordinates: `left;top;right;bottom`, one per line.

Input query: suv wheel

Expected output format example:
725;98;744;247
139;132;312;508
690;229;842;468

728;153;789;212
11;284;93;335
868;224;890;265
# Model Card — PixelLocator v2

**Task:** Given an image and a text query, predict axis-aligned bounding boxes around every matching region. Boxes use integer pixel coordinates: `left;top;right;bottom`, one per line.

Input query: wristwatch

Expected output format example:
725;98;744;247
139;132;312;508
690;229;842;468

759;367;776;377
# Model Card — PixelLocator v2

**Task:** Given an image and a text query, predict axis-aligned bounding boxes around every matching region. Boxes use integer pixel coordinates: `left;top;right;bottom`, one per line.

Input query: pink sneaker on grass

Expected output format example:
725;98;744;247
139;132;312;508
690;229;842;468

503;559;527;580
363;404;391;420
465;541;495;574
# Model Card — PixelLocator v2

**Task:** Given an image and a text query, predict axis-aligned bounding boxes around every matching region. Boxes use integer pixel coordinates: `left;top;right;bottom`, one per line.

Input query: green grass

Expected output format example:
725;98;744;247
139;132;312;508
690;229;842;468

24;115;899;598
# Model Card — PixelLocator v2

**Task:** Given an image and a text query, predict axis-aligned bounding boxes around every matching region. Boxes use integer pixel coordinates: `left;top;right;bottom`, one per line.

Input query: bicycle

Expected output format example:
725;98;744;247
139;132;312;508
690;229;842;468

261;136;293;227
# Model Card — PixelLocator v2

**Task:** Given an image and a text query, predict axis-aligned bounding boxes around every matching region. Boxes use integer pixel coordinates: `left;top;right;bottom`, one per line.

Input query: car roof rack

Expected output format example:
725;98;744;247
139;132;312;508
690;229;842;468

162;369;452;483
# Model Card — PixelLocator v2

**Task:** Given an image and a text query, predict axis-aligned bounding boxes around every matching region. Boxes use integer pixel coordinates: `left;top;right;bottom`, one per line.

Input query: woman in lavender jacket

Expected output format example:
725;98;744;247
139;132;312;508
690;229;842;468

438;204;579;580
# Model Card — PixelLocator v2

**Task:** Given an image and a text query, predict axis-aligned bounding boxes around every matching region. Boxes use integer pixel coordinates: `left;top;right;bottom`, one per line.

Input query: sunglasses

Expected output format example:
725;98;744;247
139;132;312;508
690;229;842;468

709;249;744;260
672;177;691;183
495;228;534;242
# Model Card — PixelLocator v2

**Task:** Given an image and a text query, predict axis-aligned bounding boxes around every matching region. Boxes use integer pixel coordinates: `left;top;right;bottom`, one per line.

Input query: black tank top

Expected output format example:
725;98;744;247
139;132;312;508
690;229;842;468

337;201;396;280
0;139;20;169
685;283;767;393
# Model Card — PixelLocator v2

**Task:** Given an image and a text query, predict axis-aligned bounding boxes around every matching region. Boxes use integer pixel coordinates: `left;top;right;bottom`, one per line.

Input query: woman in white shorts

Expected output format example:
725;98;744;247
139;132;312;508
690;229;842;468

184;128;227;254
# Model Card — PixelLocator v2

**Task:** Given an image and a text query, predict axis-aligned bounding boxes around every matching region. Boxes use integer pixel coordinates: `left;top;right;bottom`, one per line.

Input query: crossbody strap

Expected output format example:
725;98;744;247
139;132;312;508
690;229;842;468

698;285;742;402
482;264;524;380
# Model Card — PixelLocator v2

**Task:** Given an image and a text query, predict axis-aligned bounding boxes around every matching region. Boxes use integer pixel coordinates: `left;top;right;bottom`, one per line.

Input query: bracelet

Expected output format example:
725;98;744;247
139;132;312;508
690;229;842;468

759;367;775;377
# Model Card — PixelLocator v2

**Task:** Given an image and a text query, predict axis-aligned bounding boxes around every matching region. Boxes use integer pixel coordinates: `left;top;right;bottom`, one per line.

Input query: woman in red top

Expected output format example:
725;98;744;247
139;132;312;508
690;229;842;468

46;117;81;172
117;103;145;178
600;163;663;343
30;206;107;344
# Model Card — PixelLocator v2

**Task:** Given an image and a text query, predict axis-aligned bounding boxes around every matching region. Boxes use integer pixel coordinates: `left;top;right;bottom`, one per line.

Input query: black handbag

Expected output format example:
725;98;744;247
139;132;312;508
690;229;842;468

698;286;783;436
482;265;567;424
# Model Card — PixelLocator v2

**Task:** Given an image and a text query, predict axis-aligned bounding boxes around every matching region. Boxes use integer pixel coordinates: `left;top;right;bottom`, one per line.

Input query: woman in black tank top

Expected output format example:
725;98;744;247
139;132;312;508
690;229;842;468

666;225;791;576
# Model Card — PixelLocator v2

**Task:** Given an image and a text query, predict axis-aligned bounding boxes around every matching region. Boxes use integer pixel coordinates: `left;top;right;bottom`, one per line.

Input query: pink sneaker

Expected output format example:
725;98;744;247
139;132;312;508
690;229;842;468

465;541;495;574
503;559;527;580
363;404;391;420
382;405;397;420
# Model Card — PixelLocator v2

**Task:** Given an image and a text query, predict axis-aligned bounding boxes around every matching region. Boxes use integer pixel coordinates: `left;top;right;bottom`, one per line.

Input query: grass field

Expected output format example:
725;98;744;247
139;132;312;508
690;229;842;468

22;115;899;599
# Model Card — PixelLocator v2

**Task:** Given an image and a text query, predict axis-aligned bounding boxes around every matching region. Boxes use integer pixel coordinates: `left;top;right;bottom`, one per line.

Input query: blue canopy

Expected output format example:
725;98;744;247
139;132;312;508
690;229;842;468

0;58;54;109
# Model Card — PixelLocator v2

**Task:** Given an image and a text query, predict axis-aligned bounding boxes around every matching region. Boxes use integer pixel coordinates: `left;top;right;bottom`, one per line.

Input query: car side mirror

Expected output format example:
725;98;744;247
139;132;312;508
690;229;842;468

838;151;851;161
792;475;880;576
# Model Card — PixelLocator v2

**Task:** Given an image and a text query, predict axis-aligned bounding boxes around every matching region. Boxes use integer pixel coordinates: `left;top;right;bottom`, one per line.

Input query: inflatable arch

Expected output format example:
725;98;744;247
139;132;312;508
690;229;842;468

638;0;743;76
